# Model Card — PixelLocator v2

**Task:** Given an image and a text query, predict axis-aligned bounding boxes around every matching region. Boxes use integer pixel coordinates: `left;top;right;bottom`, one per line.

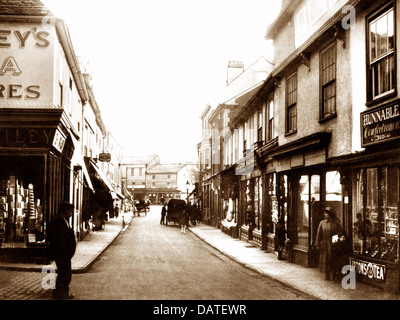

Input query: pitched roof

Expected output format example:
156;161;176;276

147;164;185;174
0;0;51;16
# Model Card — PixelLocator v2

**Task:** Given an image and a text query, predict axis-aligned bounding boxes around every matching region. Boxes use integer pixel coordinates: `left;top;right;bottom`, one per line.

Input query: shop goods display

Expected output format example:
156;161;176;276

0;176;43;247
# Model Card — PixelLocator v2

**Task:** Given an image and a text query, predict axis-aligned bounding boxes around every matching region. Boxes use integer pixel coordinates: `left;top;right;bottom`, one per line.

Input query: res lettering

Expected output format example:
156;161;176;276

0;84;40;99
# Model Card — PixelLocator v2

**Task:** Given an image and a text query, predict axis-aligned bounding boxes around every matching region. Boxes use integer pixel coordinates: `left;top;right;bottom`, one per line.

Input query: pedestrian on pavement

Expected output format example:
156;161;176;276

160;204;167;225
315;207;343;281
274;213;286;260
47;201;76;299
180;207;189;233
114;204;119;219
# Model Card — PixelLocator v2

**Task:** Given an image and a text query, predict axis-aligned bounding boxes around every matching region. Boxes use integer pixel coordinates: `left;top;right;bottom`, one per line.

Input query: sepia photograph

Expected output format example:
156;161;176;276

0;0;400;310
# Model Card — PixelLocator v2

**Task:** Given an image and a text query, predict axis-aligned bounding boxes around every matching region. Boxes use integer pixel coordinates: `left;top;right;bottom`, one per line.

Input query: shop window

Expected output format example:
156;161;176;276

326;171;343;222
278;174;288;234
268;173;278;234
253;177;262;230
0;156;45;245
297;175;322;247
320;43;337;119
352;167;399;261
368;6;395;101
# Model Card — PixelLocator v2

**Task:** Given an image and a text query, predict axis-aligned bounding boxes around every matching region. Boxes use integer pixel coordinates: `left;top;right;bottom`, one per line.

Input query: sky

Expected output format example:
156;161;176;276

44;0;282;163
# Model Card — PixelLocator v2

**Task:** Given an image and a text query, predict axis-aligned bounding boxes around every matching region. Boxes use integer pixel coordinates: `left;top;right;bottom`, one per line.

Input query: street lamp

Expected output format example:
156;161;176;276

185;180;190;203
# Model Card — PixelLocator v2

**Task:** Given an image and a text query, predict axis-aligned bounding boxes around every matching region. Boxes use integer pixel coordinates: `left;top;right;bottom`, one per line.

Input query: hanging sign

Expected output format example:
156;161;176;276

98;152;111;162
361;100;400;147
52;128;66;153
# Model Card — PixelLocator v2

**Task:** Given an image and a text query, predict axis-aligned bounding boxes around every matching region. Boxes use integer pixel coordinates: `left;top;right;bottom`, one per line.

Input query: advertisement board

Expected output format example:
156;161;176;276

0;21;54;108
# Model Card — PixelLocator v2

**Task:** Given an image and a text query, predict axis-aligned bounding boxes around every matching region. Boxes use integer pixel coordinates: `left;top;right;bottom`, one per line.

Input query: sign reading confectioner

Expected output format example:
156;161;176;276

0;22;54;108
361;100;400;147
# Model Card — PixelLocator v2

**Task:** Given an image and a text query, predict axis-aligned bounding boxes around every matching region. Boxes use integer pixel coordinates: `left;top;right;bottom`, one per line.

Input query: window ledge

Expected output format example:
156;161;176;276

318;112;337;124
284;129;297;137
366;91;397;107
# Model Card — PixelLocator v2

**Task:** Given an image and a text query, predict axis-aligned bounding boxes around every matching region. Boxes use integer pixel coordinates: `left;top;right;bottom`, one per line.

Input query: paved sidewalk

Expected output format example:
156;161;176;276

1;211;400;300
0;212;133;273
189;224;400;300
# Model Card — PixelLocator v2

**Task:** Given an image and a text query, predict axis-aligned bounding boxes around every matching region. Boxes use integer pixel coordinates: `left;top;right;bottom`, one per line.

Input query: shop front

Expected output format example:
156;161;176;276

0;108;74;263
268;132;350;268
237;149;263;246
220;165;239;238
343;100;400;293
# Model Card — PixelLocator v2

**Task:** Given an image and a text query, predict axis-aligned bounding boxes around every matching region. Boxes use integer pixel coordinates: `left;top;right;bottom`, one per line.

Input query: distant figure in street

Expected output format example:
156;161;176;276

160;204;167;225
114;204;119;219
180;207;189;233
274;213;286;260
47;201;76;299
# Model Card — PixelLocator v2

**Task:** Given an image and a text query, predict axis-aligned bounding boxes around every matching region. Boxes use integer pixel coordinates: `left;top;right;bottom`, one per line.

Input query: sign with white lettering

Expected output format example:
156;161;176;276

349;257;386;282
0;22;54;108
52;128;66;153
361;100;400;147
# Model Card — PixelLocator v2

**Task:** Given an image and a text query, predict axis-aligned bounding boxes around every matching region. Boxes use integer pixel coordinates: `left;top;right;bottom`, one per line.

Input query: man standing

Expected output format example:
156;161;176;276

160;204;167;224
47;201;76;299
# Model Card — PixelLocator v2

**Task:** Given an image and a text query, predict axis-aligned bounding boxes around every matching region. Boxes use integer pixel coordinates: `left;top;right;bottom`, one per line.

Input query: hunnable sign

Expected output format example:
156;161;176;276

361;100;400;147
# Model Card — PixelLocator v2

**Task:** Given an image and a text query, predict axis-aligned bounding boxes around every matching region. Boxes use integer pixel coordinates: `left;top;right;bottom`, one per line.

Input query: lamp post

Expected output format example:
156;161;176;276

185;180;190;203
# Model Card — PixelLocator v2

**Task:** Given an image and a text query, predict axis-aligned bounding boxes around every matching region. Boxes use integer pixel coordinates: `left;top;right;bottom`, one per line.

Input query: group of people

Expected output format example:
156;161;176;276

274;206;346;281
47;200;348;300
160;201;201;233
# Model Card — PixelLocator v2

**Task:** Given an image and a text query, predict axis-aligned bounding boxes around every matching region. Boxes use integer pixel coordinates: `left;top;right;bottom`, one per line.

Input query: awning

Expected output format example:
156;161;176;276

111;190;125;200
89;160;117;195
70;133;94;192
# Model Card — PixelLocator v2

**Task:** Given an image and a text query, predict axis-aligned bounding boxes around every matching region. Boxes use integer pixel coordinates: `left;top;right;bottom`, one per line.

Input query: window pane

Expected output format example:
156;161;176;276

298;175;309;246
370;22;377;61
310;175;321;246
326;171;342;222
288;105;297;132
323;82;336;116
373;54;395;98
388;10;394;50
376;13;388;56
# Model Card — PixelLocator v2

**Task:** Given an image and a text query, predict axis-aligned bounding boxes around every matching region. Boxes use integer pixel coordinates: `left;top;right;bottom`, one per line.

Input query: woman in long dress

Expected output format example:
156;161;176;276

315;207;343;281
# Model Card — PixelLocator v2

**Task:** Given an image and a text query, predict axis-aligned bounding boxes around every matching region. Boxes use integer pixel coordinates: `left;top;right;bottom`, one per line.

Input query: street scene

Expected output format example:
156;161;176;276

1;0;400;306
0;206;314;300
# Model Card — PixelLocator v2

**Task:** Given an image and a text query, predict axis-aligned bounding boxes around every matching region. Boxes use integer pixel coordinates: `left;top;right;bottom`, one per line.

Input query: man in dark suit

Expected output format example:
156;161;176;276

47;201;76;299
160;204;167;224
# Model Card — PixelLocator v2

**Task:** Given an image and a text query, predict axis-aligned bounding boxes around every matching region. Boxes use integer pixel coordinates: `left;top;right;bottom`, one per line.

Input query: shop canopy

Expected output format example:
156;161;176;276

88;160;124;199
70;134;94;193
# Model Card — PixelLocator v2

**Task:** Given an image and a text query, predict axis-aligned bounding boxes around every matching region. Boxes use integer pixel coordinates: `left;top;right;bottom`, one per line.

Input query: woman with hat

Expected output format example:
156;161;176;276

315;207;343;281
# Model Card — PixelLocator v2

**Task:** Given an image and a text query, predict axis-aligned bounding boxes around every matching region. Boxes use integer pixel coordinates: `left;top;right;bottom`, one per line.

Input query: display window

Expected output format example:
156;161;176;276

267;173;278;233
352;167;399;262
292;171;343;247
254;177;262;231
278;174;288;234
0;156;45;247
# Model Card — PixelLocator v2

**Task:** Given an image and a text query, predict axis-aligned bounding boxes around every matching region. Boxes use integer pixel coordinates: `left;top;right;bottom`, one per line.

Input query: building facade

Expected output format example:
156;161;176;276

197;0;400;294
0;1;124;261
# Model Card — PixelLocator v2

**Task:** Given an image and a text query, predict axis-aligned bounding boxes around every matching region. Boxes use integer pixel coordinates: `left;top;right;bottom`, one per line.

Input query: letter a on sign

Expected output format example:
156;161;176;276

0;57;22;76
